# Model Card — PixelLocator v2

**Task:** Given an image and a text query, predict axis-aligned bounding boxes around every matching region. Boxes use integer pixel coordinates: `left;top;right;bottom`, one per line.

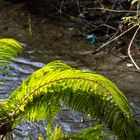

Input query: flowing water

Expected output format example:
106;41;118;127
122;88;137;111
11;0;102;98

0;4;140;139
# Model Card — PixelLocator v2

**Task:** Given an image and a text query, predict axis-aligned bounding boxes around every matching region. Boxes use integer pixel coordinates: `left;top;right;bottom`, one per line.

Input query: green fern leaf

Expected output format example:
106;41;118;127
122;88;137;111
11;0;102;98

0;38;22;73
1;60;140;140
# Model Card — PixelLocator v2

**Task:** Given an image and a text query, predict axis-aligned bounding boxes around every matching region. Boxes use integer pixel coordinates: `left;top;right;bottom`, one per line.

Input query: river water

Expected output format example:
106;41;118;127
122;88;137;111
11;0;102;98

0;4;140;140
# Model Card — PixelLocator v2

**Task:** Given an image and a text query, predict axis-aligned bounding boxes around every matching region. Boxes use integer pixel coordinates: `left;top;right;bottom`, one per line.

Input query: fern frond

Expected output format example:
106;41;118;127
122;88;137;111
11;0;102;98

2;60;140;140
0;38;22;73
48;126;65;140
48;124;109;140
70;124;109;140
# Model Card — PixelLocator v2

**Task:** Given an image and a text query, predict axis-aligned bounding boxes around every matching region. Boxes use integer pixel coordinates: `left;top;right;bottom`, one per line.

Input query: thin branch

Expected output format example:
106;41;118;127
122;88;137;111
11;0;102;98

77;0;81;14
105;0;118;23
88;7;140;13
110;52;130;64
28;14;32;36
92;25;137;55
128;26;140;70
58;0;64;14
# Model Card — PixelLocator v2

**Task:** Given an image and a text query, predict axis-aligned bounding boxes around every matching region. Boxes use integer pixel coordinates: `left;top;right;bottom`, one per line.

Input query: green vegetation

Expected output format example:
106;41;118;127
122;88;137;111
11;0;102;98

48;125;109;140
0;38;22;73
0;39;139;140
123;0;140;26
